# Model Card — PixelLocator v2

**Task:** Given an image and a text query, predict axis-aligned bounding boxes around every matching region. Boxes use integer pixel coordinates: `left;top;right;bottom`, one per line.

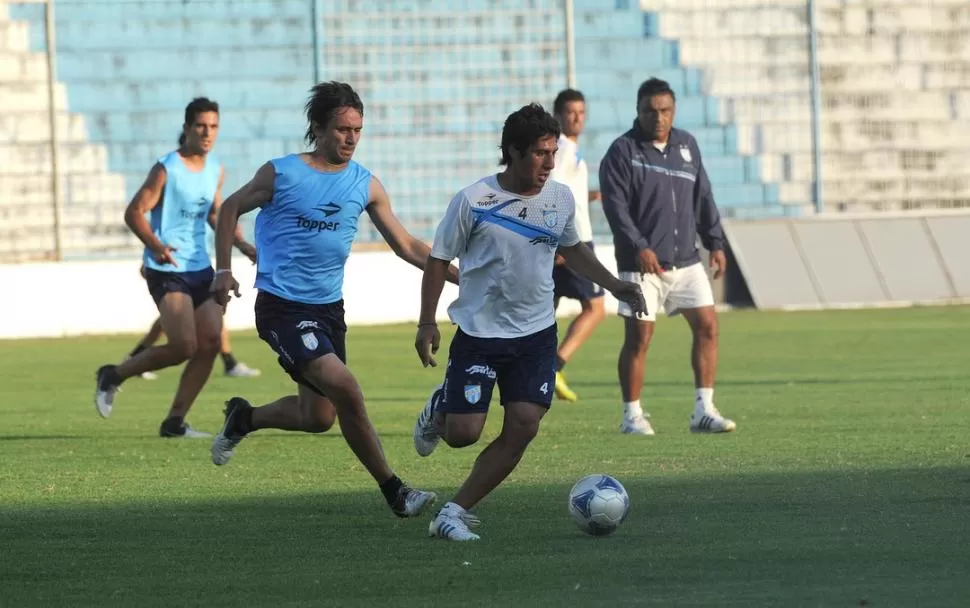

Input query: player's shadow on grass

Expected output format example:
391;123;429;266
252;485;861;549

2;467;968;607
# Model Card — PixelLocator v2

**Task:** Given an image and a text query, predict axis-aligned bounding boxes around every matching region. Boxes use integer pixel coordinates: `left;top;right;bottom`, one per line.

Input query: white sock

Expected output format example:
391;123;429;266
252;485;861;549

624;400;643;419
696;388;714;411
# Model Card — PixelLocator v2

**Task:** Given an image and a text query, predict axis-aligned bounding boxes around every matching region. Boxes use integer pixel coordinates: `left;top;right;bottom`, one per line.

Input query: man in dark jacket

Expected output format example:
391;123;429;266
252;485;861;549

600;78;736;436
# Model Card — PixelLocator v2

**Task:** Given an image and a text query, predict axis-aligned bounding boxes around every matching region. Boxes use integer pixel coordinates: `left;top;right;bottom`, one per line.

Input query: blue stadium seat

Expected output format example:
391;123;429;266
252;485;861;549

8;0;786;235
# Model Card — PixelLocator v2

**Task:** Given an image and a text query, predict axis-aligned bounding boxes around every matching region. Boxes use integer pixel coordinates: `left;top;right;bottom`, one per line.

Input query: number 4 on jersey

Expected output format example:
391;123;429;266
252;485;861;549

518;207;528;220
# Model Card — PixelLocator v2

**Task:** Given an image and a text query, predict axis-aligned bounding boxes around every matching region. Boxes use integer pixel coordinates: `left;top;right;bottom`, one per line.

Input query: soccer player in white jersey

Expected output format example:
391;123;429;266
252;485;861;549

549;89;605;403
411;104;647;541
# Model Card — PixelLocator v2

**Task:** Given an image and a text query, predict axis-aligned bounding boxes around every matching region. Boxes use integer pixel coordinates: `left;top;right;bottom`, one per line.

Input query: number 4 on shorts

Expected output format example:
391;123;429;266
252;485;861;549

539;382;549;395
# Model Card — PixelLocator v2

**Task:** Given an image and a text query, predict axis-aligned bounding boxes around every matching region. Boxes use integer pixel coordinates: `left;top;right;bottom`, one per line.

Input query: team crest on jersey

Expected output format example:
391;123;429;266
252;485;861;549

464;384;482;405
680;146;692;163
543;209;558;229
301;332;319;351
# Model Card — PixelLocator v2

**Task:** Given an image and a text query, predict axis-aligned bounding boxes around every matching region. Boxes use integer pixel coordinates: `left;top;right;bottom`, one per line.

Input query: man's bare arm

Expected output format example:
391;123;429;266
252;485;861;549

366;177;459;284
215;162;275;272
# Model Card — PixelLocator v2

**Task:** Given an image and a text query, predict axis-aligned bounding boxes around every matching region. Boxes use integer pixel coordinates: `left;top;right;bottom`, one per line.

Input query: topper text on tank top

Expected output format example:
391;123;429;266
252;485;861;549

143;151;221;272
254;154;372;305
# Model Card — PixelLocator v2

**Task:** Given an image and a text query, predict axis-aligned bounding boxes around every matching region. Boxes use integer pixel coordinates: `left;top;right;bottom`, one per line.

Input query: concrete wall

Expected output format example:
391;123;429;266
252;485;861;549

724;209;970;309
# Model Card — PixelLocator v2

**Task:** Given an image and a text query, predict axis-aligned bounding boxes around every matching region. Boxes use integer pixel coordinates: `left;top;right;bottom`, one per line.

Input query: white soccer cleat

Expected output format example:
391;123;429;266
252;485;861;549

211;397;252;466
413;385;443;457
391;486;437;518
94;365;121;418
180;425;212;438
159;421;211;438
225;362;261;378
690;406;737;433
428;507;481;541
620;413;655;436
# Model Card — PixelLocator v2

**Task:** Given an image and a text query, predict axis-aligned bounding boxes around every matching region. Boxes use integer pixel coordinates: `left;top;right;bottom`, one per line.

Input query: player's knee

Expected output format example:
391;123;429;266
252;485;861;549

585;298;606;322
503;405;543;446
503;417;541;449
443;432;480;448
695;315;719;343
196;332;221;356
443;417;483;448
623;326;651;354
304;410;335;433
170;337;198;361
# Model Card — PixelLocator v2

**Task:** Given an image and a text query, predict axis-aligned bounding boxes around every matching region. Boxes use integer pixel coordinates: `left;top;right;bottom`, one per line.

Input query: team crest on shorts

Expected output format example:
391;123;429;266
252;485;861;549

464;384;482;405
543;209;558;228
680;146;692;163
301;332;319;351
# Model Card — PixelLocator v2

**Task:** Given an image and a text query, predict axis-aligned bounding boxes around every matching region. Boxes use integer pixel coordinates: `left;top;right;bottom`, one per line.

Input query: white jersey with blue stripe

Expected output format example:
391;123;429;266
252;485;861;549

430;174;580;339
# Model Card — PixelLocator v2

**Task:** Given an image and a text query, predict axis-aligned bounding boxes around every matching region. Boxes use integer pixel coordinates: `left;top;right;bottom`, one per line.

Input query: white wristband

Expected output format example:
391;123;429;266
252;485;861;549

215;269;232;275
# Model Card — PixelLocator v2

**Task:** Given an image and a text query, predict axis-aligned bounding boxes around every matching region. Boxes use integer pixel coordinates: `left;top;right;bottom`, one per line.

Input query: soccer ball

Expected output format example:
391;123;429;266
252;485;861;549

568;474;630;536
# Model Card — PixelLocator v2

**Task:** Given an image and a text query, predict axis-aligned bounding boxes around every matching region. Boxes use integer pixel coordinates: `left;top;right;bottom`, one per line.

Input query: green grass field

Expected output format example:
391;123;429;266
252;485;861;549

2;307;969;607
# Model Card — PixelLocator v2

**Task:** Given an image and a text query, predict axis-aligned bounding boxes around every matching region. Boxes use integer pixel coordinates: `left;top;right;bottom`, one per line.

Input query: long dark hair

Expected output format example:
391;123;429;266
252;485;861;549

304;82;364;146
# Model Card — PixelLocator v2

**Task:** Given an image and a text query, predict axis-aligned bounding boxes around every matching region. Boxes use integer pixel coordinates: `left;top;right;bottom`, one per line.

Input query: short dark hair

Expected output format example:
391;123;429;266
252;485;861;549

499;103;561;166
637;78;676;105
304;81;364;145
178;97;219;146
553;88;585;115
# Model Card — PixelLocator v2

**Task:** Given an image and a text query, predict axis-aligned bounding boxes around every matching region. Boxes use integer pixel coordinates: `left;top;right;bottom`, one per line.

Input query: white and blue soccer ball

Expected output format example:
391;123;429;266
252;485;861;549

568;474;630;536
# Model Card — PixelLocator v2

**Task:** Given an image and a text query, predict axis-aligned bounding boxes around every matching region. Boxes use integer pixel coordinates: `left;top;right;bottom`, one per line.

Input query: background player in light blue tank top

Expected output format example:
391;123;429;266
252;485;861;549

94;98;258;439
210;82;458;519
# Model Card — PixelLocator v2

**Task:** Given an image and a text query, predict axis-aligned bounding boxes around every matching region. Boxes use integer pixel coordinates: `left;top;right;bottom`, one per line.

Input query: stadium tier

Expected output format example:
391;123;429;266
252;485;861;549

1;0;969;260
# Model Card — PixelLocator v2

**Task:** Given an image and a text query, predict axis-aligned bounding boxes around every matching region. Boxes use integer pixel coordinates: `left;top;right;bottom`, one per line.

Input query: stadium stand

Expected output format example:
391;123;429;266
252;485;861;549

2;0;969;262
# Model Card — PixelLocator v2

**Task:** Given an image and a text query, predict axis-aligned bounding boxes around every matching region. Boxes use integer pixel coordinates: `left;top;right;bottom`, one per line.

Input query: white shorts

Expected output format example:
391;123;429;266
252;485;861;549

616;262;715;321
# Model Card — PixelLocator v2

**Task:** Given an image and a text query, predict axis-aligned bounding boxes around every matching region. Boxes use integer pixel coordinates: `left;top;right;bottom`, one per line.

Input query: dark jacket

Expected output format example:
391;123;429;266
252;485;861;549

599;123;725;272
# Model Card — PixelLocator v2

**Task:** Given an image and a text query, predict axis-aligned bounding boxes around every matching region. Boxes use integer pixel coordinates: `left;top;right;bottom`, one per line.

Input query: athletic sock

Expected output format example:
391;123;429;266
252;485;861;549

237;406;255;435
696;388;715;411
624;400;643;419
379;475;404;506
160;416;185;434
221;352;238;372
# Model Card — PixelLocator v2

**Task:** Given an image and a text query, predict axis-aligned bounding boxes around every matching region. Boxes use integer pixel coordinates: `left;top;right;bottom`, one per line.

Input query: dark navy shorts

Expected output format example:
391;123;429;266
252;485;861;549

254;291;347;397
439;324;558;414
144;266;215;309
553;241;606;302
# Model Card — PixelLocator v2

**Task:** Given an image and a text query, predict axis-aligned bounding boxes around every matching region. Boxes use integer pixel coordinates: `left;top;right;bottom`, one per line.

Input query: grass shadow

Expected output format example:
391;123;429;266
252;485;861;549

2;467;968;607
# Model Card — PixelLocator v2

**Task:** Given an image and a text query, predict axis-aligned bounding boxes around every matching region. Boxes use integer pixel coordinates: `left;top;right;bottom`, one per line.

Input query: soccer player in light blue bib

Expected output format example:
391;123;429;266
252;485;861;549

210;82;457;519
412;104;646;541
93;98;257;438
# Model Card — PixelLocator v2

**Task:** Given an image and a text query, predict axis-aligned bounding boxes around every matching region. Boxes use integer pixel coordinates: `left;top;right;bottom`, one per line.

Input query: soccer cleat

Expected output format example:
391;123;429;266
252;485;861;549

690;406;737;433
428;507;482;541
620;413;656;436
225;362;261;378
94;364;121;418
554;371;578;402
413;385;443;457
391;485;437;518
159;421;211;438
211;397;252;465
